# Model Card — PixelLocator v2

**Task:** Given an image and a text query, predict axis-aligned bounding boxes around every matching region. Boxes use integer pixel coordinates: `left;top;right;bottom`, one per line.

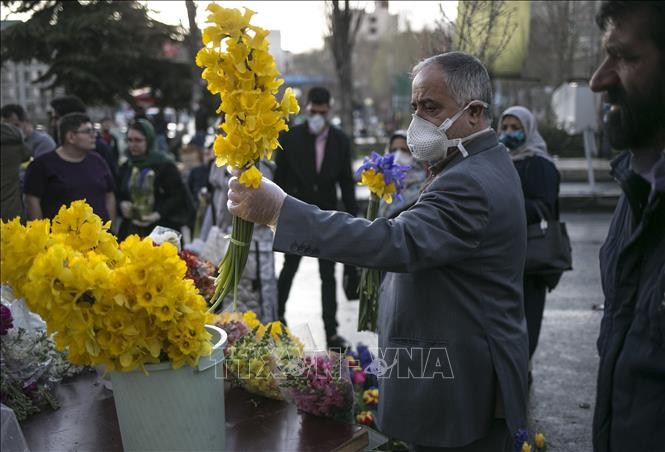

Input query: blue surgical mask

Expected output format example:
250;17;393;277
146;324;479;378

499;130;526;150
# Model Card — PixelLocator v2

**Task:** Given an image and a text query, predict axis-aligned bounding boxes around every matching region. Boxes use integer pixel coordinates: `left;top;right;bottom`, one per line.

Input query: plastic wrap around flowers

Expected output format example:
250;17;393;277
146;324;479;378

277;351;354;422
0;201;213;372
355;152;410;332
0;296;84;421
196;4;299;314
214;311;303;400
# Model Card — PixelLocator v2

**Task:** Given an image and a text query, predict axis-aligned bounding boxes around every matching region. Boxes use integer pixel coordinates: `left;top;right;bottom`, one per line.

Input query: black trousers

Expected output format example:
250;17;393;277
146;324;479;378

277;253;338;338
524;275;547;359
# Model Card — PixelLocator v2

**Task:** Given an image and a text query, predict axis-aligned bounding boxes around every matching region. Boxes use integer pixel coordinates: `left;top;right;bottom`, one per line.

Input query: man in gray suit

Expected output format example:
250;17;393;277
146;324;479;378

228;52;528;451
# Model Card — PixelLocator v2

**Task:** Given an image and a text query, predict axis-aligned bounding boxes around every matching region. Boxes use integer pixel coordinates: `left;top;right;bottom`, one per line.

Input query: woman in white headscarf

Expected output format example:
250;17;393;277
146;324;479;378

499;106;561;386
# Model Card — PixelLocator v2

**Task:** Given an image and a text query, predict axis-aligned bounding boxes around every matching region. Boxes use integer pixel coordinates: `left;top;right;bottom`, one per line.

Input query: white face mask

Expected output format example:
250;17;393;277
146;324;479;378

307;114;326;135
394;150;413;166
406;101;489;162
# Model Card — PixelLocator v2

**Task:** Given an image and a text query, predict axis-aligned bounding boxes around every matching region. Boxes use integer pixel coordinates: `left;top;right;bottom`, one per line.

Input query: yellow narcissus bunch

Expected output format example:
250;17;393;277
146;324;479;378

0;201;214;373
0;218;50;298
112;236;213;371
195;3;299;183
0;201;123;298
50;200;125;267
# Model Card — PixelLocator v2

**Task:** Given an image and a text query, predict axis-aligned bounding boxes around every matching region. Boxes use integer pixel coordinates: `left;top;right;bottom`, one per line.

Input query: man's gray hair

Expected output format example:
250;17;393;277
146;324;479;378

413;52;493;120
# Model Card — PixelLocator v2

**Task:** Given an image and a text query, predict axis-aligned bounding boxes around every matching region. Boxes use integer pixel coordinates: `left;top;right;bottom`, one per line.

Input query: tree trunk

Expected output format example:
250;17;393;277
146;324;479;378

185;0;202;112
328;0;362;139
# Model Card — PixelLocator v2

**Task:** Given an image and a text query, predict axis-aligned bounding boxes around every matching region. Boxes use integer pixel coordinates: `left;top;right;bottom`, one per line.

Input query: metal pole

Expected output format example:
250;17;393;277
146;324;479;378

583;128;597;194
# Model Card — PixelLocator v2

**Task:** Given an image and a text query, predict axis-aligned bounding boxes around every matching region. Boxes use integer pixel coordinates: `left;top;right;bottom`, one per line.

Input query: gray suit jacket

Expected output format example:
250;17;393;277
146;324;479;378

273;131;528;447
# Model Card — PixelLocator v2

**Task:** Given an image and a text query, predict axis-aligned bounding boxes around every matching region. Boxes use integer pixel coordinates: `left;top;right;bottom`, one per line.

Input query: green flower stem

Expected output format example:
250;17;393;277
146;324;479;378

357;194;382;332
208;215;254;313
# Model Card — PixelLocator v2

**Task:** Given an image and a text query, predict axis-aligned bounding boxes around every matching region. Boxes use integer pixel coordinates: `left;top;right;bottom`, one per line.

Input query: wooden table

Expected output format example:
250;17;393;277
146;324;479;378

21;370;368;451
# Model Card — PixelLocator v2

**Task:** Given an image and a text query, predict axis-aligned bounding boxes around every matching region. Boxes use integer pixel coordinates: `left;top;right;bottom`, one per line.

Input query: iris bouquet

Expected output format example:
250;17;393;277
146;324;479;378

215;310;303;400
0;201;213;373
196;4;299;312
355;152;409;331
277;350;354;422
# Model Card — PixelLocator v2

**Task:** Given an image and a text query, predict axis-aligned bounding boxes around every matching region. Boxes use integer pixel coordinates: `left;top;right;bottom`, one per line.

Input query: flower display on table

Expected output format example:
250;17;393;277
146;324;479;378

346;343;379;429
277;350;354;422
0;201;214;373
214;310;303;400
0;300;84;421
196;4;299;312
178;249;217;301
346;343;410;450
355;152;409;331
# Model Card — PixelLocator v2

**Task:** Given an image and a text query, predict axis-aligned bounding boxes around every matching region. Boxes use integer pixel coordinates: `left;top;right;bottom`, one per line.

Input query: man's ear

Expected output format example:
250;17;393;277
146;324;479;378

63;130;74;146
467;104;486;126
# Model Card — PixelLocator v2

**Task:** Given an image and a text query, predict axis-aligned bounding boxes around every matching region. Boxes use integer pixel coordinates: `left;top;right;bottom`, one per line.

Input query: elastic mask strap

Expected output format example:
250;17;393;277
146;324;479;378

457;141;469;158
439;107;468;132
439;101;489;132
456;127;492;158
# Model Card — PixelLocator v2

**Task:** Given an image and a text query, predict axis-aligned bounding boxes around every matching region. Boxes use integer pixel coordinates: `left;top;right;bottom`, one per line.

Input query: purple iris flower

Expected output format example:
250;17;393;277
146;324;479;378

513;428;529;452
0;304;13;336
355;152;410;201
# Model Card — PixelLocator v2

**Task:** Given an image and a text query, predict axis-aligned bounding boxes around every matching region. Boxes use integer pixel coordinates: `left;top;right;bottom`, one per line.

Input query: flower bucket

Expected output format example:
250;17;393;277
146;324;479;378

110;325;227;451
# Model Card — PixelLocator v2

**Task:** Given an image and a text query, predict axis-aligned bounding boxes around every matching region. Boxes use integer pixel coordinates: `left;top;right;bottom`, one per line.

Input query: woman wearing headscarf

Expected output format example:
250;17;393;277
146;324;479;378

499;106;561;385
116;119;194;240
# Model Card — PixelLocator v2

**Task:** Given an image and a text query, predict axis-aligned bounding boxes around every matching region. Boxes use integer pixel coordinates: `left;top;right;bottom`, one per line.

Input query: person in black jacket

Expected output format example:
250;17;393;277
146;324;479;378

499;106;561;383
588;2;665;451
273;86;358;350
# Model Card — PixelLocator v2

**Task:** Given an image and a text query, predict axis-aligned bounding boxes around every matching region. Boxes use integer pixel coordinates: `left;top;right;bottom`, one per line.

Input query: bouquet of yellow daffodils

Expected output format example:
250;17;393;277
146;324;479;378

196;4;299;312
0;201;213;373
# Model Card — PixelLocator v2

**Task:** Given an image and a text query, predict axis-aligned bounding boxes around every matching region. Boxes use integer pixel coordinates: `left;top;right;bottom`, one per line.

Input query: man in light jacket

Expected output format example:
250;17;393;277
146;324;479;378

228;52;528;451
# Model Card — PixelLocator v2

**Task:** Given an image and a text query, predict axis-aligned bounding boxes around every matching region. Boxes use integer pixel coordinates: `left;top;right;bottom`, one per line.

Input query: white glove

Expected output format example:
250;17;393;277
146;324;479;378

227;174;286;226
119;201;133;218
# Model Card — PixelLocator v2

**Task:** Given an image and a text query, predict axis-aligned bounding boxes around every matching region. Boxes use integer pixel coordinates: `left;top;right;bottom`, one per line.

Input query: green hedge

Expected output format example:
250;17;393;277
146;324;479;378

538;124;585;158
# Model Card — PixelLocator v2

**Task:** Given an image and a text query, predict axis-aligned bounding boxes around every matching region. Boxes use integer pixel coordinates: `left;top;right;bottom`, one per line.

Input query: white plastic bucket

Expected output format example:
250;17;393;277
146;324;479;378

111;325;227;451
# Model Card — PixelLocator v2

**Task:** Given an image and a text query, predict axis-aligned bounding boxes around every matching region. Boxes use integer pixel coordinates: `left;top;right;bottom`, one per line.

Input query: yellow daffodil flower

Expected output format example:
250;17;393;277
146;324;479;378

534;432;545;449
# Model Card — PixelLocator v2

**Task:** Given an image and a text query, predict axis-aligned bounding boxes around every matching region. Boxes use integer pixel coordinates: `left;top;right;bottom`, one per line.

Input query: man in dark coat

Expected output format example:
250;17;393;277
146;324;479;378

0;122;31;221
228;52;528;451
273;86;358;349
589;2;665;451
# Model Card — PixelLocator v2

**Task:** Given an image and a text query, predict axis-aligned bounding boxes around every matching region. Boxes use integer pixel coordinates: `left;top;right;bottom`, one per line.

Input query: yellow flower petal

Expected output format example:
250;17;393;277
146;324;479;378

534;432;545;449
239;165;262;189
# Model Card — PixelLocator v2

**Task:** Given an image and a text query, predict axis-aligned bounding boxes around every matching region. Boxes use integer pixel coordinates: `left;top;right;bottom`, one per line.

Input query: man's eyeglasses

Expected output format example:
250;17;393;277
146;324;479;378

75;128;95;135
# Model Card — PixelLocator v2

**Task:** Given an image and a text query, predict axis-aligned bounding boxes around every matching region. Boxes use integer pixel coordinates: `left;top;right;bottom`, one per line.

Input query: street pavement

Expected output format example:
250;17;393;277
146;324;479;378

278;211;613;451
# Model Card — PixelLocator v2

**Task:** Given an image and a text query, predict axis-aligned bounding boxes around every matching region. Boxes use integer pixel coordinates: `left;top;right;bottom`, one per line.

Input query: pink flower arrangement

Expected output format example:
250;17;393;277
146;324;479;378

278;351;354;422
